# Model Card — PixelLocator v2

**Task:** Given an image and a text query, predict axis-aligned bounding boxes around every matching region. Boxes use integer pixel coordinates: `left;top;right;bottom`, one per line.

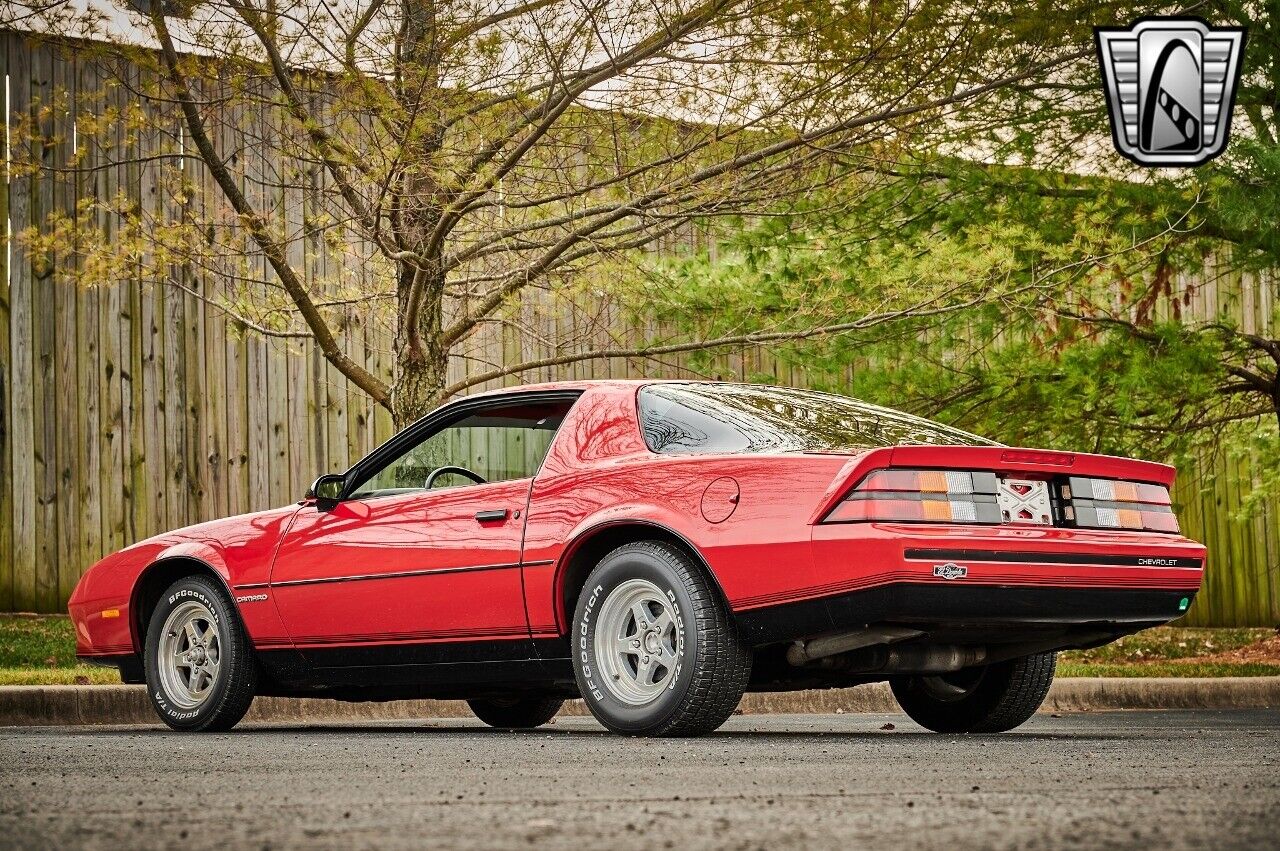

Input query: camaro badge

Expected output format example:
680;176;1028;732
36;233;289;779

1095;17;1246;166
933;563;968;580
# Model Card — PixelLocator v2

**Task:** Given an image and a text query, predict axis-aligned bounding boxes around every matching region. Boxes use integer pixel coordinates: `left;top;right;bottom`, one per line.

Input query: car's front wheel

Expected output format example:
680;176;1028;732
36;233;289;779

144;575;257;732
468;695;564;729
890;651;1057;733
572;541;750;737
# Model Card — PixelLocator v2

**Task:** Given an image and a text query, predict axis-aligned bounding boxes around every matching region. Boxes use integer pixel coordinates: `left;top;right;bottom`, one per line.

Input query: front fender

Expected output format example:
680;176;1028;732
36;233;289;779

136;539;292;651
151;540;234;585
69;538;182;656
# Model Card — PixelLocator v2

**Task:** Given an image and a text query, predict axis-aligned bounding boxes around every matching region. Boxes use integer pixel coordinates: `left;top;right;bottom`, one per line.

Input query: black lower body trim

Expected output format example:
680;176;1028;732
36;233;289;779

77;653;144;684
255;638;576;699
297;637;539;668
734;583;1196;647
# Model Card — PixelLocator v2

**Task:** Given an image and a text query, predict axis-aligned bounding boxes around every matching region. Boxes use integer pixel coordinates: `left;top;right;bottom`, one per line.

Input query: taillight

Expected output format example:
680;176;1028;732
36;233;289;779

823;469;1002;524
1064;477;1179;533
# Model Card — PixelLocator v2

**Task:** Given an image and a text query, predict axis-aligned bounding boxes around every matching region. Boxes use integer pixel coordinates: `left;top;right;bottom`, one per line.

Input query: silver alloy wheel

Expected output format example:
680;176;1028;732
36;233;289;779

593;578;683;705
157;601;222;709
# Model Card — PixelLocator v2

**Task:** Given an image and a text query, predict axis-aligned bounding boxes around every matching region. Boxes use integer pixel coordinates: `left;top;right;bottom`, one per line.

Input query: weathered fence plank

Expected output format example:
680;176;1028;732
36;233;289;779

74;52;103;601
137;64;166;543
31;38;59;613
97;58;126;564
52;42;80;607
8;34;38;612
0;35;12;612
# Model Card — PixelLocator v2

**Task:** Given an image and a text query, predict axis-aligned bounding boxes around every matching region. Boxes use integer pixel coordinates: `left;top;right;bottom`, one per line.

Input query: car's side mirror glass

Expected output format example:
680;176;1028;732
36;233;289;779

308;473;346;511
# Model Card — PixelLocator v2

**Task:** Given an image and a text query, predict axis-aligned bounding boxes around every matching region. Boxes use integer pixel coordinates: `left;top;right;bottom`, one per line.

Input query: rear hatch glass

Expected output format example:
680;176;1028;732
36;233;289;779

639;383;996;455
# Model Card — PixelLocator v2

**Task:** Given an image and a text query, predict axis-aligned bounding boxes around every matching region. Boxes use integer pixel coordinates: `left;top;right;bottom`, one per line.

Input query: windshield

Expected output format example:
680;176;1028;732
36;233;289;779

638;383;996;455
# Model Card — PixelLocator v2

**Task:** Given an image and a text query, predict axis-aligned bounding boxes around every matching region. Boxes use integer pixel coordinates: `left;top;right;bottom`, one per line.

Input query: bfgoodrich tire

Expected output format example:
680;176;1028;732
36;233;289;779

573;541;750;737
890;652;1057;734
468;695;564;729
144;575;257;732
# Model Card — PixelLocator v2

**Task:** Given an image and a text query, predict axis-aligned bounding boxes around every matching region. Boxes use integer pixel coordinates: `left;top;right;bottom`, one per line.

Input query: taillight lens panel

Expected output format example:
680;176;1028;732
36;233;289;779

1064;476;1178;533
822;469;1180;534
824;469;1002;525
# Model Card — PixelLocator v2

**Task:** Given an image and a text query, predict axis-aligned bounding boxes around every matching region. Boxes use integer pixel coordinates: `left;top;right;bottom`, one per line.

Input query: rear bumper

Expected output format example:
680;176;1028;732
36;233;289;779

730;523;1205;646
735;583;1196;646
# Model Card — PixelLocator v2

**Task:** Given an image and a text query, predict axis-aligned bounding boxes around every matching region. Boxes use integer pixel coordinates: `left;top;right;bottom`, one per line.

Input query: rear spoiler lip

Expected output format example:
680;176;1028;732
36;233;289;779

807;445;1177;524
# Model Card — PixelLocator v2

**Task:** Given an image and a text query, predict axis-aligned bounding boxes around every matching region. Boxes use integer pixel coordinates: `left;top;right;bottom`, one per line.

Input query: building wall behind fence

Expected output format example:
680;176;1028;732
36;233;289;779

1;31;1276;625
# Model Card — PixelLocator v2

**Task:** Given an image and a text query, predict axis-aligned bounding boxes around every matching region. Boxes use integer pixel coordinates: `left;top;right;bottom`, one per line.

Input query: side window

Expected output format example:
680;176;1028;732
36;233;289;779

349;399;574;498
638;388;752;454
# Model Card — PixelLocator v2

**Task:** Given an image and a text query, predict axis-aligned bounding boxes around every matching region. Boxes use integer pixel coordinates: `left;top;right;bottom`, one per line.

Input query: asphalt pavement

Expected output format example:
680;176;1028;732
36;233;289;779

1;710;1276;850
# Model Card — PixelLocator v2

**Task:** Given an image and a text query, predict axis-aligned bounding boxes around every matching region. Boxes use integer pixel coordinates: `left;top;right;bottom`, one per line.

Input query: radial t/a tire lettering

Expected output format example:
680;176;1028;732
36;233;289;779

572;541;751;737
144;575;257;732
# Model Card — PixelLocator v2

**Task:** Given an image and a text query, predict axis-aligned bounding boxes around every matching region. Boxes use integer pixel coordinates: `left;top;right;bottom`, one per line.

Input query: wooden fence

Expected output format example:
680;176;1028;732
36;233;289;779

1;30;1276;624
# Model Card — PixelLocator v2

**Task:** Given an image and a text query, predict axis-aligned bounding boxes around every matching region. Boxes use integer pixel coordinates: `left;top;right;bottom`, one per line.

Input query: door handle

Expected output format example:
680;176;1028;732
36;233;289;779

474;509;508;523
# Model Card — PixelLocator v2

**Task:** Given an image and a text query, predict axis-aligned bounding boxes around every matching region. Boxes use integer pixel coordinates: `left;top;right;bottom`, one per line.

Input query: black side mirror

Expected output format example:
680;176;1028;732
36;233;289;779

308;473;346;512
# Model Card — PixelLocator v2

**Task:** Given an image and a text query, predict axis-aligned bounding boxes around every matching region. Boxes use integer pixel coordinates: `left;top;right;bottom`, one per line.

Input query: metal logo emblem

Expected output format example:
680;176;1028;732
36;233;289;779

1095;17;1246;166
997;478;1054;525
933;562;968;580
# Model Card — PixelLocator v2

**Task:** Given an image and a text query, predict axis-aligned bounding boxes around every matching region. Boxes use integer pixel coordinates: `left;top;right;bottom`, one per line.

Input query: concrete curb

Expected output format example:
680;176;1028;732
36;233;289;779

2;677;1276;727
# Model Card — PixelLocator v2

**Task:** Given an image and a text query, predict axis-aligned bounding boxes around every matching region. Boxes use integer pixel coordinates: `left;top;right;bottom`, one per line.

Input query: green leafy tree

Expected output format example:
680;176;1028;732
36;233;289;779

628;1;1278;500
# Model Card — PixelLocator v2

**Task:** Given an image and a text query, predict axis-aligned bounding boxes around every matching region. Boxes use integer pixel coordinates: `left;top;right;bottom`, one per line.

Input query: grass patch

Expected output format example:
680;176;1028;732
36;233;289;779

0;615;121;685
1058;662;1280;678
0;614;83;668
0;666;121;686
1060;627;1274;664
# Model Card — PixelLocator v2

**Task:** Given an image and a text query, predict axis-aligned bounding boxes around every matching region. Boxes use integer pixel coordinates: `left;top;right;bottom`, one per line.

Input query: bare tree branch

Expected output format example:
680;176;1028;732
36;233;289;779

148;6;393;407
439;285;1006;397
440;43;1092;348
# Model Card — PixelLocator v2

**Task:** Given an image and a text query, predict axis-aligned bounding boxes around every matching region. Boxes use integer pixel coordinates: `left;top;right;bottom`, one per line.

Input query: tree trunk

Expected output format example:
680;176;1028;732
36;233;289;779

391;341;448;430
388;0;448;432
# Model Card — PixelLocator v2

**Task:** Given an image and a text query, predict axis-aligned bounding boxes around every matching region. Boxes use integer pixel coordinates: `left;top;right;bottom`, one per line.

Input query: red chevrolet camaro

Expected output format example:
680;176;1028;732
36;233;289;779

70;381;1205;735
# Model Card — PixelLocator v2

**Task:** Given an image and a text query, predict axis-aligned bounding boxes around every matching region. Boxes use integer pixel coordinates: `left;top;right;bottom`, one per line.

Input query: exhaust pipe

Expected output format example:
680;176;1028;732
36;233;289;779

786;626;924;665
838;644;988;674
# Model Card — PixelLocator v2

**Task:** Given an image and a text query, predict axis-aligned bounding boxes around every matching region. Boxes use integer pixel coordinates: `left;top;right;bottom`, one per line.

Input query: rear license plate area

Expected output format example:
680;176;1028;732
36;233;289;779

997;478;1054;525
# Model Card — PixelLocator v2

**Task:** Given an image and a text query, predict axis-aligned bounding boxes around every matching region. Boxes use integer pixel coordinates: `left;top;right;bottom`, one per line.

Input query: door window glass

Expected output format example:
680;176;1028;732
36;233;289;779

349;399;575;498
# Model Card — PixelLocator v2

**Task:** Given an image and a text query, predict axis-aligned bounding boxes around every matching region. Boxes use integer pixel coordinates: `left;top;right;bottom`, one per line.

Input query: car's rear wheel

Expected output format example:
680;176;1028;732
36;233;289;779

572;540;750;737
468;695;564;729
890;652;1057;733
144;575;256;732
